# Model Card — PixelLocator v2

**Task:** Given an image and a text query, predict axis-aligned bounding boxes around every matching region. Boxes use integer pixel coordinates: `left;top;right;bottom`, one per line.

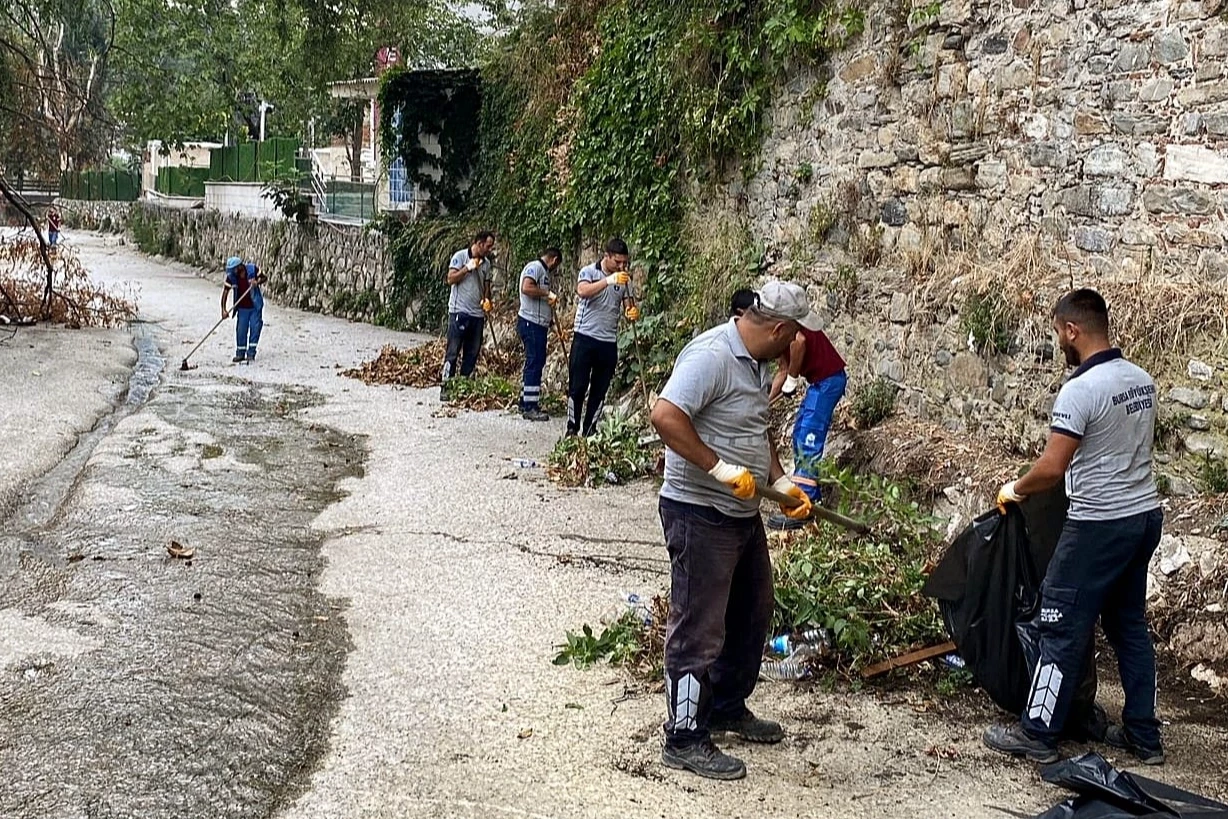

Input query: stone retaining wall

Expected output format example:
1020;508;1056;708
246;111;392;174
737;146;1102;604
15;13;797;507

128;203;398;324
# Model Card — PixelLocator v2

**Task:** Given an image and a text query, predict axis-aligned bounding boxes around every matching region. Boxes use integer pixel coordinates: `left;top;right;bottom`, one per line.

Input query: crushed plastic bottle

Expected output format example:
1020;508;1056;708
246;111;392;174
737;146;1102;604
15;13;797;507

620;591;653;626
510;458;539;468
768;628;831;656
940;653;966;669
759;645;819;682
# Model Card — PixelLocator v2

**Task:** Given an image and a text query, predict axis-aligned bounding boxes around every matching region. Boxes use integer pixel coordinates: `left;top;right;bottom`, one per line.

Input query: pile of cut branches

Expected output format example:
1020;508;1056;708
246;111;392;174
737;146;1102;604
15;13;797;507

0;234;136;327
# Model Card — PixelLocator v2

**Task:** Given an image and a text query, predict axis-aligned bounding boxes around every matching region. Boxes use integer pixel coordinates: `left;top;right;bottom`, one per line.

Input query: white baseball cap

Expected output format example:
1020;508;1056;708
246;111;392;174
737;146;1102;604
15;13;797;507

755;280;822;331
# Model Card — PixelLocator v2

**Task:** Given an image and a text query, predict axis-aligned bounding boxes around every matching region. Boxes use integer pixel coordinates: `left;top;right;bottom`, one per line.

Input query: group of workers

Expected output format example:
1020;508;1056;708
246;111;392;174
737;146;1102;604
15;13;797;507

651;285;1165;781
227;231;1164;783
439;233;641;437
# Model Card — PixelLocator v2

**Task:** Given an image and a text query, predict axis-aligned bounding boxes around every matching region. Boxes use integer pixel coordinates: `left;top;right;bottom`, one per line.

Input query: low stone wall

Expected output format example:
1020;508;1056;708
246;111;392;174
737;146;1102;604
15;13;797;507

55;199;132;232
128;202;399;324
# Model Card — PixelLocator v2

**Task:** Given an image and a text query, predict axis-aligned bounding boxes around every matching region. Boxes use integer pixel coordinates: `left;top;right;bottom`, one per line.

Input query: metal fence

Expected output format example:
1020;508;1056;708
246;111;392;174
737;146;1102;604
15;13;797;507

156;166;210;197
208;138;301;183
321;179;378;221
60;169;141;201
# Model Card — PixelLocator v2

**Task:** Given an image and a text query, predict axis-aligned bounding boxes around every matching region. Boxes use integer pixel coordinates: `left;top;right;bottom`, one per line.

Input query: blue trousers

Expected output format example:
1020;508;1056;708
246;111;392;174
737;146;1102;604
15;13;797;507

518;317;548;411
1022;508;1164;747
235;307;262;359
791;371;847;502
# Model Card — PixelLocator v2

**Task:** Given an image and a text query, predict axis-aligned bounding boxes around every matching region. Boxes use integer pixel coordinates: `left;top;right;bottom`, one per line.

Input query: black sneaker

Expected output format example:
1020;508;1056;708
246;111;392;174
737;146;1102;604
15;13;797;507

661;740;746;780
439;384;449;402
766;512;812;531
1104;724;1165;766
711;711;785;744
522;409;550;422
232;355;245;363
983;723;1060;764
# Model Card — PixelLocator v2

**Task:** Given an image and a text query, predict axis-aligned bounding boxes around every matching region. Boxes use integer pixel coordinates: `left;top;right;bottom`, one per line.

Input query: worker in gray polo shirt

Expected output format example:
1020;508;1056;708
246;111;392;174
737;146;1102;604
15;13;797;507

440;230;496;401
517;247;562;421
985;288;1165;766
650;281;818;780
567;237;639;436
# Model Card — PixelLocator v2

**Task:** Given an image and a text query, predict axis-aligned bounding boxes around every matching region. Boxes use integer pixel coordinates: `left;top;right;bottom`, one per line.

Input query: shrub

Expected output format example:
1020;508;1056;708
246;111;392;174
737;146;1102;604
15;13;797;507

851;377;898;429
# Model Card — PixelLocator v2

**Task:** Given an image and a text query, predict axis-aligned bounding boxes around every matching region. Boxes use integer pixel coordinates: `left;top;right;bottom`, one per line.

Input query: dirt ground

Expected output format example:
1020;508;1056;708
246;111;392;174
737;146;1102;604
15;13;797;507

1;231;1224;818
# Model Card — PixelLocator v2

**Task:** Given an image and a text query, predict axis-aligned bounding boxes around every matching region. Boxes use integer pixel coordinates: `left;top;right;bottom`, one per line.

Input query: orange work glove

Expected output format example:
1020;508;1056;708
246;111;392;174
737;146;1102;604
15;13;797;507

624;304;640;322
772;476;813;521
709;460;756;500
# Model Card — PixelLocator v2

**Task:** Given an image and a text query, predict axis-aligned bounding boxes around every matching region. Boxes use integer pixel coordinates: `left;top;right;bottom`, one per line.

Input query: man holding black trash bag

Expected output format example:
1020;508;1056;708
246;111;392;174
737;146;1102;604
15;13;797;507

985;288;1165;766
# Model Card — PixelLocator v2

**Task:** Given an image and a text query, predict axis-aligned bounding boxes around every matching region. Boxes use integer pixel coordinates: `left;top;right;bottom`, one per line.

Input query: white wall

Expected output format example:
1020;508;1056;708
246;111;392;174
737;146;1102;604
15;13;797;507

204;182;283;220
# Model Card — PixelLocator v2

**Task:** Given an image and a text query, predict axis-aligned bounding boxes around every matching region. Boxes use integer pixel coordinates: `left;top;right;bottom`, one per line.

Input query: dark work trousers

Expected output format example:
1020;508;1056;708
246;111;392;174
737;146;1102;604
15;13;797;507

659;497;774;749
1022;507;1164;748
566;331;618;435
442;312;485;382
518;317;549;411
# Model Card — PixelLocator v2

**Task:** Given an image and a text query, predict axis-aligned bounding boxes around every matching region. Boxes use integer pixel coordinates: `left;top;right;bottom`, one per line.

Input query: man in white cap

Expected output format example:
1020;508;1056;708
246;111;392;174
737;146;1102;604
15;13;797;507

650;280;819;780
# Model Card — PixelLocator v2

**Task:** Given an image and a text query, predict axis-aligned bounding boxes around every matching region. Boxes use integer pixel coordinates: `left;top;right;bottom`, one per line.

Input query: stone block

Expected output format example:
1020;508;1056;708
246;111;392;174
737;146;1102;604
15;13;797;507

1143;185;1218;214
1111;113;1170;136
1095;184;1135;216
1163;144;1228;184
1136;142;1160;177
1119;221;1159;246
857;150;898;169
1177;83;1228;107
1189;359;1215;380
1170;387;1210;409
881;198;908;226
947;353;988;391
1199;250;1228;279
1153;29;1191;64
983;34;1009;55
1059;186;1094;217
889;292;912;323
1185;432;1227;458
1074;225;1113;253
891;166;920;194
1088;55;1114;74
1116;42;1151;72
1083;143;1129;177
976;160;1008;190
877;357;905;383
1164;223;1224;248
1202;26;1228;57
940;167;977;191
1074;111;1109;135
1027;143;1069;168
1138;77;1175;102
839;53;879;84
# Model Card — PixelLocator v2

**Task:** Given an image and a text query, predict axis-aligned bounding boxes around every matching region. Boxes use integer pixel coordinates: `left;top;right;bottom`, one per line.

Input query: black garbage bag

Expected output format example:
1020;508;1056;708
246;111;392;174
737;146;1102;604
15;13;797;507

923;486;1103;738
1035;752;1228;818
923;504;1038;712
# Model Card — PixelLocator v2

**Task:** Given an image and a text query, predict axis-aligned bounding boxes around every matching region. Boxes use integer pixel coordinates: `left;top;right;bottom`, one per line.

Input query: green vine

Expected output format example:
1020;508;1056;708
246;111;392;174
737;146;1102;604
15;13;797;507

378;68;482;215
374;214;476;332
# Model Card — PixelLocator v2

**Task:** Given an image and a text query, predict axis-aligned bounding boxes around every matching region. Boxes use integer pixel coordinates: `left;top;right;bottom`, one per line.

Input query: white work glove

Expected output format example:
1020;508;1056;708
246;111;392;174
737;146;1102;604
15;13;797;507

996;480;1025;512
547;291;559;306
465;257;481;271
605;271;630;287
708;459;756;499
781;375;800;396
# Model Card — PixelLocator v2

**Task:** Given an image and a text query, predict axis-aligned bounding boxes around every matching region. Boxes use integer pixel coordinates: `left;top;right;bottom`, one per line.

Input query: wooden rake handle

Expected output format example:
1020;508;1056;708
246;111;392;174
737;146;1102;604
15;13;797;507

754;484;870;535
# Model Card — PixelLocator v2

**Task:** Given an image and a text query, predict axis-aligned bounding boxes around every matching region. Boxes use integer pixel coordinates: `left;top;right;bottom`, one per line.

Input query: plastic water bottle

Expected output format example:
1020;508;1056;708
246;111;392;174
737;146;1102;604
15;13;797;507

941;653;966;669
760;646;818;681
768;628;831;655
620;592;653;625
511;458;538;468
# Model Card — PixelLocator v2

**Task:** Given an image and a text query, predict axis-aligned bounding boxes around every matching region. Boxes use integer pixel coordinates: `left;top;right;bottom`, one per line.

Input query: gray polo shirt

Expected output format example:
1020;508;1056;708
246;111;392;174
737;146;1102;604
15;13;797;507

659;319;772;518
447;248;492;318
518;260;552;326
574;262;626;343
1050;349;1159;521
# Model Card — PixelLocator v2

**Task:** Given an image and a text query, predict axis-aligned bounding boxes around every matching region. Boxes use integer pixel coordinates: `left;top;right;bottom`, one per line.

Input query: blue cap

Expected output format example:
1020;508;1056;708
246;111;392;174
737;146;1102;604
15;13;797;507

225;256;242;271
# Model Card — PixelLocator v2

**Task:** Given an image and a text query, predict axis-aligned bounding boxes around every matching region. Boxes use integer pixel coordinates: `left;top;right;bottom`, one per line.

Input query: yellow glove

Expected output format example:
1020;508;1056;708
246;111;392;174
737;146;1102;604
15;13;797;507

605;271;630;287
772;476;813;521
996;480;1025;514
481;298;493;314
547;291;559;306
624;304;640;322
709;459;756;500
466;257;481;271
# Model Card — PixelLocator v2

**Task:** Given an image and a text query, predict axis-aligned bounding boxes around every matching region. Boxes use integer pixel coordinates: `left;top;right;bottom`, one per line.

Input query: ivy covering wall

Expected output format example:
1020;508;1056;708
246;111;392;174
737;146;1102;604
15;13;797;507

378;0;864;368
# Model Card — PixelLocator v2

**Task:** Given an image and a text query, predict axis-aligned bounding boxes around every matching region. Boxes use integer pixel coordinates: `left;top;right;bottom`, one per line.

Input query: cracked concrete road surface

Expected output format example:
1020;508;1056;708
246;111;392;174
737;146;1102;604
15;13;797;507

2;233;1225;819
